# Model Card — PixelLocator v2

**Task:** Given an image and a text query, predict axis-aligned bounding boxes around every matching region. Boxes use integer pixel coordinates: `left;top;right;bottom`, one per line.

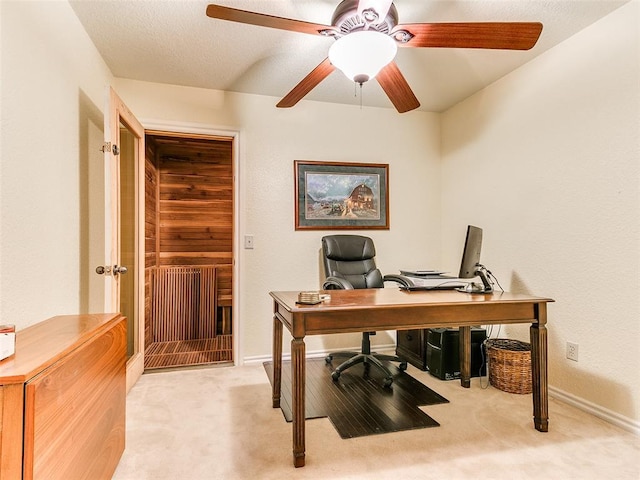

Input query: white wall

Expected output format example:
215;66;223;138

2;0;637;432
0;1;113;327
112;79;442;359
0;0;440;358
441;1;639;426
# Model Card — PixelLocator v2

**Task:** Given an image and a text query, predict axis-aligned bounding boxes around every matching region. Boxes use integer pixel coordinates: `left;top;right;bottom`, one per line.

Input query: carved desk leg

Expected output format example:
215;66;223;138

272;312;283;409
531;303;549;432
291;337;306;467
459;326;471;388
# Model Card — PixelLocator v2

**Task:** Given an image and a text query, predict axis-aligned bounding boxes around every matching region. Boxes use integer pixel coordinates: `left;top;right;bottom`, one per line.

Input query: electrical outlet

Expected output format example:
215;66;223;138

566;341;579;362
244;235;254;249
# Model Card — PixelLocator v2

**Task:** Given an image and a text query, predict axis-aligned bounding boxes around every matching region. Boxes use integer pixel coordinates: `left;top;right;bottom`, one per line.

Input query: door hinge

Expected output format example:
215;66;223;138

100;142;120;155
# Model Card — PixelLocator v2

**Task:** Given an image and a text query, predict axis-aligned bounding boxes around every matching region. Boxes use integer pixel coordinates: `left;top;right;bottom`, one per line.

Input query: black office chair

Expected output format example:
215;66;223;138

321;234;413;388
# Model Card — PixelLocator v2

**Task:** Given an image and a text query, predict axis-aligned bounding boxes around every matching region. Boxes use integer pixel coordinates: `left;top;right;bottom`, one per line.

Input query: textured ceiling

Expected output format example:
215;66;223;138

70;0;629;112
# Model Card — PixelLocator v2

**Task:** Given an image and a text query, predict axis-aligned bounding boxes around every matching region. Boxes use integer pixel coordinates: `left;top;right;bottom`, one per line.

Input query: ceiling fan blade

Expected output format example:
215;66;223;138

277;58;336;108
394;22;543;50
376;61;420;113
206;4;334;36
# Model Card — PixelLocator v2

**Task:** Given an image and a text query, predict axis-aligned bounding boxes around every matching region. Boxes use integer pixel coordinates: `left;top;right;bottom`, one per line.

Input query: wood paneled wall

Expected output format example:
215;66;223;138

144;133;234;354
144;140;159;349
158;154;232;266
145;141;159;269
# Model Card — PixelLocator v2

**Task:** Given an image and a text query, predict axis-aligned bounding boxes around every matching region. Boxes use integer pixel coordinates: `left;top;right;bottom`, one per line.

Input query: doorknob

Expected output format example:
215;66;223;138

95;265;112;275
95;265;127;275
113;265;128;276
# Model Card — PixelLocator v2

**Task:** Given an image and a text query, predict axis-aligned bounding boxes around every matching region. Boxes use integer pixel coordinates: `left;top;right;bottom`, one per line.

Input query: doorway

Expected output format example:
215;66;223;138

143;131;235;370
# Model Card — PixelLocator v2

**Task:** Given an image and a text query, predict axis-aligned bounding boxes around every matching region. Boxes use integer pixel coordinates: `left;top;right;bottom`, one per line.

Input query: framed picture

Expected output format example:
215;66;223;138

294;160;389;230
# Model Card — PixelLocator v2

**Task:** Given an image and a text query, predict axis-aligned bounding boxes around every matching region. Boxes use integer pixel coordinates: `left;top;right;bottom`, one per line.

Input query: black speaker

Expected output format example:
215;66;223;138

426;328;487;380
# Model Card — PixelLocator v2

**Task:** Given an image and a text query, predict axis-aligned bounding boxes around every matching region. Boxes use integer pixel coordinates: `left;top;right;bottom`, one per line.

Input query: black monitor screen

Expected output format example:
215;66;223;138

458;225;483;279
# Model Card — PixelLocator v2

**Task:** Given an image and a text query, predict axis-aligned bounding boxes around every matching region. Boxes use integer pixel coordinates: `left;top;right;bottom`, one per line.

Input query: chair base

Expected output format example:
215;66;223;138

326;352;408;388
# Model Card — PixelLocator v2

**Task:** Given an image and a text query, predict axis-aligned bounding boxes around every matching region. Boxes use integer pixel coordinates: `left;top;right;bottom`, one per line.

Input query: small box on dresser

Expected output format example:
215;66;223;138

0;324;16;361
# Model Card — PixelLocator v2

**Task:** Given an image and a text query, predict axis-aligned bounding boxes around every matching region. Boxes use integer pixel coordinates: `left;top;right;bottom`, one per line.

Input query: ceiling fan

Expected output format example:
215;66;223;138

206;0;543;113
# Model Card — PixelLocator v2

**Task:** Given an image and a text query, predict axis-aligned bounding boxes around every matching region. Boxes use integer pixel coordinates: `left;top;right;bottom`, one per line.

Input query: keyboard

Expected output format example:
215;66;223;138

401;277;467;291
400;284;462;291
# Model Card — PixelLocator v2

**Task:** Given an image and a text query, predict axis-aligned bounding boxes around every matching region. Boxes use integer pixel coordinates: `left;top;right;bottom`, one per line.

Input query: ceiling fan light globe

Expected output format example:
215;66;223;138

328;30;397;83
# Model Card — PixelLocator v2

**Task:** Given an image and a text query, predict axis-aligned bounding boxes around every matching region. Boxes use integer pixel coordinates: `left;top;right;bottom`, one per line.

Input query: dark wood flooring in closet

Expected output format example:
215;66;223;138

144;335;232;370
264;354;448;439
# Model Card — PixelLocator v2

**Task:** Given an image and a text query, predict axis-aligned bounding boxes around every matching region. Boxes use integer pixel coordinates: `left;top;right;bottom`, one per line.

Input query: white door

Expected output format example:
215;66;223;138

101;87;145;392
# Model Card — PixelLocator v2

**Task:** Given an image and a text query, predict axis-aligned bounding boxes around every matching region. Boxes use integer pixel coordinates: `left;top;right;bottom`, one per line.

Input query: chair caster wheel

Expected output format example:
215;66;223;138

399;362;408;371
325;355;333;364
383;377;393;388
331;371;341;381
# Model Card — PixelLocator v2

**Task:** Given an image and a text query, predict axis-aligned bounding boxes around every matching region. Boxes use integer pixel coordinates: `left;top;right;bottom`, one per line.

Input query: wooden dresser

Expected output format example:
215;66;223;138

0;314;126;480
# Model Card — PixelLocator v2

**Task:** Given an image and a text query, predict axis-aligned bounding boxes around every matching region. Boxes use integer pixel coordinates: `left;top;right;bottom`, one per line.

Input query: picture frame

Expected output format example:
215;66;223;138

294;160;389;230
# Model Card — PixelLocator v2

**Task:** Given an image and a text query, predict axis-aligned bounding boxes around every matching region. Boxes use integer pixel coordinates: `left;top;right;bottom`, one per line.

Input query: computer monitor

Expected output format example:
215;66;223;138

458;225;493;293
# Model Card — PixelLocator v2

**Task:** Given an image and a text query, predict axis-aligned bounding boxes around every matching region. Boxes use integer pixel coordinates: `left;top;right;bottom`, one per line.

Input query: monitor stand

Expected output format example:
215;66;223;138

456;267;493;294
475;267;494;293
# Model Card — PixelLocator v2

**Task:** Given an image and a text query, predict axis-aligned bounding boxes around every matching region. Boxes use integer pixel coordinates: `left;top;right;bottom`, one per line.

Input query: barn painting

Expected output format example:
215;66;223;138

305;174;380;220
295;161;389;230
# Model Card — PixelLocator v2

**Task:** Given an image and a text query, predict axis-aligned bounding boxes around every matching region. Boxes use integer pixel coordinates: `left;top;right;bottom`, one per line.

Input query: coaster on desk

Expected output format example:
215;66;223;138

297;291;321;305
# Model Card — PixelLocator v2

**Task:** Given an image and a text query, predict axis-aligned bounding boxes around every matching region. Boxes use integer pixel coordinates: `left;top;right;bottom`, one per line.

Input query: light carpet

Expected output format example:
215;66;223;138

112;362;640;480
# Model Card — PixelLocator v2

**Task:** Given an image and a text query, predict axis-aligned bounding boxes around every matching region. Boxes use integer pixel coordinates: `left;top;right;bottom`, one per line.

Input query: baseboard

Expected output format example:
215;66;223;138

549;385;640;436
242;342;397;365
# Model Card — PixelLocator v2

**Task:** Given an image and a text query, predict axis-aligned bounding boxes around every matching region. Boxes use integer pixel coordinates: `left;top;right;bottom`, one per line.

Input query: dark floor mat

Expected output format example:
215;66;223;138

264;355;448;439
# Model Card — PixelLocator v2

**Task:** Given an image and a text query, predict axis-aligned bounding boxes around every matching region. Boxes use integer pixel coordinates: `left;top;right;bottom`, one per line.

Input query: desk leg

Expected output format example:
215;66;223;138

291;338;306;467
272;313;283;409
530;303;549;432
459;326;471;388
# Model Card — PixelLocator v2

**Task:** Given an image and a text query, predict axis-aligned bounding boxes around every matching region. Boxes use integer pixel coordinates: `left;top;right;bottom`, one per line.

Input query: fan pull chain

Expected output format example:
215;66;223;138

354;81;364;109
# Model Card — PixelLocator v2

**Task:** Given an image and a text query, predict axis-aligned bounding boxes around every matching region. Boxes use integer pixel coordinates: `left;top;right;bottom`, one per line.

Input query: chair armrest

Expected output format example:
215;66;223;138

323;276;355;290
382;274;415;288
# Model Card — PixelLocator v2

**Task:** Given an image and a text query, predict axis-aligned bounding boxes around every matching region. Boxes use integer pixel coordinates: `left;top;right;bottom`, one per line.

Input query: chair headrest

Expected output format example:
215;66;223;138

322;235;376;261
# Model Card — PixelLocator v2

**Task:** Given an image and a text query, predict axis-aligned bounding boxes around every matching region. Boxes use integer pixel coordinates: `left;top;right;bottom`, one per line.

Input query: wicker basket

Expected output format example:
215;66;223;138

486;339;532;394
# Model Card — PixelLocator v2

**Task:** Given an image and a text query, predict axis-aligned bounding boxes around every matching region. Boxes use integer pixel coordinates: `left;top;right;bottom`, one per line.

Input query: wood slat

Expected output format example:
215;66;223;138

160;174;232;185
160;162;232;174
160;230;231;243
151;266;217;342
159;246;231;254
151;139;231;160
159;200;232;211
160;193;232;203
158;257;232;267
144;335;233;370
159;209;233;220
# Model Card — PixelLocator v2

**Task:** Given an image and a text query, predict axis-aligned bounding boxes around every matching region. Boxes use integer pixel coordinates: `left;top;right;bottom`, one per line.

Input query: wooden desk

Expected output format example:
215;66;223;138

270;289;553;468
